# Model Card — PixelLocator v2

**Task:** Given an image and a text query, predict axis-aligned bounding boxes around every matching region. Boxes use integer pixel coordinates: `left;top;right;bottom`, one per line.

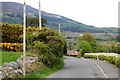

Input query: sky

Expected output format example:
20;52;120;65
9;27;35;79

1;0;120;28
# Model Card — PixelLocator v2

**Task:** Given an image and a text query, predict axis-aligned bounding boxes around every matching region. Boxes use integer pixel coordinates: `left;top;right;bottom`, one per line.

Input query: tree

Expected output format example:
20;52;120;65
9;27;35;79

79;41;92;56
109;41;117;53
117;45;120;54
26;17;46;27
63;41;67;54
78;33;97;52
67;41;72;50
99;43;108;52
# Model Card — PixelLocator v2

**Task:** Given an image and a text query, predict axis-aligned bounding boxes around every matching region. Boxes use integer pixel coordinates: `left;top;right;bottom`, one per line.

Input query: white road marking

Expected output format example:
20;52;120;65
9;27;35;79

93;62;108;78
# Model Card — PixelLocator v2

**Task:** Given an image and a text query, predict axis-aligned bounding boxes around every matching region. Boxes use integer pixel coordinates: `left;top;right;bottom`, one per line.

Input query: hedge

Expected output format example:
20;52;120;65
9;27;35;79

28;28;67;67
83;54;97;59
98;55;106;60
2;23;23;43
83;54;120;68
1;23;39;43
0;43;23;52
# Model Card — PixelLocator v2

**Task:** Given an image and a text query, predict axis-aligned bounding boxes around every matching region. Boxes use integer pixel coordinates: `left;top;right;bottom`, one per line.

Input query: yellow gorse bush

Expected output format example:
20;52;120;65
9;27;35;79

0;42;23;52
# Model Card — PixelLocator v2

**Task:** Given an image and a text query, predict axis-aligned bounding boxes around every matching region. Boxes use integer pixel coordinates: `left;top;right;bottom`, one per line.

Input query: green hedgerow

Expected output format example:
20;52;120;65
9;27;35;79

98;55;106;60
115;58;120;68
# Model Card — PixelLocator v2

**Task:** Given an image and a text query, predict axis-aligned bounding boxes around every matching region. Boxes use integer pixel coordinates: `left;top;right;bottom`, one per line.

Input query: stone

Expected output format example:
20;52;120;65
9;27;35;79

2;56;39;78
17;58;23;67
0;66;2;71
3;62;20;69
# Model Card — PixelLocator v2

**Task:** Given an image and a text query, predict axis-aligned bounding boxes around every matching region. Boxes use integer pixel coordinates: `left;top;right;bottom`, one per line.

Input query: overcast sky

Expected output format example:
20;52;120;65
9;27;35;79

1;0;119;28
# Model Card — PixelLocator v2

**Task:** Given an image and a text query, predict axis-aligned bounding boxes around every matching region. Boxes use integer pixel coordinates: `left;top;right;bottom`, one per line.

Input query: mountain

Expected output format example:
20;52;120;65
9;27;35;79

0;2;118;33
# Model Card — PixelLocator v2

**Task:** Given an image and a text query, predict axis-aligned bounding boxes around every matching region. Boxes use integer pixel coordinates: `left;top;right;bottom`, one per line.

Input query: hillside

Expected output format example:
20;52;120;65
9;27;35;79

0;2;118;33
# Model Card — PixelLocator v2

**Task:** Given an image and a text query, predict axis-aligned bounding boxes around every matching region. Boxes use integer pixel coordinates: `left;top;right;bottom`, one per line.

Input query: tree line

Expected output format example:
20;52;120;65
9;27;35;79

77;33;119;56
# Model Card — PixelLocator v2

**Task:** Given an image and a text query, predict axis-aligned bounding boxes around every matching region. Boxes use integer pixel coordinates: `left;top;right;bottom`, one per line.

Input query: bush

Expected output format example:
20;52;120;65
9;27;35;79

2;23;23;43
105;56;117;64
1;23;39;43
33;41;56;67
47;36;65;57
84;54;97;59
78;33;97;53
84;54;120;68
105;56;120;68
79;41;92;56
31;28;66;67
0;42;23;52
98;55;106;60
115;58;120;68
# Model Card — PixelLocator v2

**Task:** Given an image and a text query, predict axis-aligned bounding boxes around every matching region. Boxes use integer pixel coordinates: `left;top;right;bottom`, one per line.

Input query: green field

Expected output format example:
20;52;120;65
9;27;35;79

0;51;22;66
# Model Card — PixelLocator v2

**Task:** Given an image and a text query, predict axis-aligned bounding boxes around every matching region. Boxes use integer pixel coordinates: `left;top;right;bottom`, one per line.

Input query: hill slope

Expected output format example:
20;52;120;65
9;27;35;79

0;2;118;33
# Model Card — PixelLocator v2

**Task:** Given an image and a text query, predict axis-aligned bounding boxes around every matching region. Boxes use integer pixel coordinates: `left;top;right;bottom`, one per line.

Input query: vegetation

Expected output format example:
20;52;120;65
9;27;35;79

0;43;23;52
98;55;106;60
2;23;23;43
24;58;64;78
1;23;67;78
27;28;66;67
78;33;97;56
1;23;40;43
67;41;73;50
77;33;119;56
79;41;92;56
84;54;120;68
26;17;46;27
96;41;119;53
0;51;22;66
83;54;97;59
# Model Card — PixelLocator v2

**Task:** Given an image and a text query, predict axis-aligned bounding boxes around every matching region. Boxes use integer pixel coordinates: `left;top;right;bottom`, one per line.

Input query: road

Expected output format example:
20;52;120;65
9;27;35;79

48;56;119;79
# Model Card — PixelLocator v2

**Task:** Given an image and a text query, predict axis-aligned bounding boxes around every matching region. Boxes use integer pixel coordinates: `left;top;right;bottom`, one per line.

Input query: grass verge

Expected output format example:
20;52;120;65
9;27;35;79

0;51;22;66
23;58;64;79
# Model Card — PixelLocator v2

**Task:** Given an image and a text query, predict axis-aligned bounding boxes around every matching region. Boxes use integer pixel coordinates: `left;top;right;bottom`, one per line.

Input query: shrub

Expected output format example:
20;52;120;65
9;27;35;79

33;41;58;67
84;54;97;59
115;58;120;68
0;43;23;52
79;41;92;57
2;23;23;43
84;54;120;68
105;56;117;64
78;33;97;53
47;36;65;57
1;23;39;43
31;28;66;67
98;55;106;60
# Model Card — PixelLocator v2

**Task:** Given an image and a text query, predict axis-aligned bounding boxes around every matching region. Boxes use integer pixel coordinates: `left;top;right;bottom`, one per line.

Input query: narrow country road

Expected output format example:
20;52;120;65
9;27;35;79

48;56;118;79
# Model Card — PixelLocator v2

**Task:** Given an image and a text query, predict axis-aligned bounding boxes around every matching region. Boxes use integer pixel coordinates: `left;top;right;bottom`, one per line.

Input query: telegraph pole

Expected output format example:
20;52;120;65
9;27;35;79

39;0;42;30
23;0;26;76
59;24;61;33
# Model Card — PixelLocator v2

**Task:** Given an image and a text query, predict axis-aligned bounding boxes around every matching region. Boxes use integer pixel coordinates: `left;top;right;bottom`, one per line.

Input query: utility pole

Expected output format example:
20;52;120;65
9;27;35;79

39;0;42;30
23;0;26;76
59;24;61;33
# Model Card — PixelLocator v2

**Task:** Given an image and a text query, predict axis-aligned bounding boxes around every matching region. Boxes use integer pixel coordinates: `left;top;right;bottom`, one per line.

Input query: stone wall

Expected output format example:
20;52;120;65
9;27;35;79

1;56;38;78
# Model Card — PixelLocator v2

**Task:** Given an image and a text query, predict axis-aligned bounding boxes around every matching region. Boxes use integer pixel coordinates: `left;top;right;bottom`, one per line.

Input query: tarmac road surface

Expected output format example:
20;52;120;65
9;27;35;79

48;56;119;79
